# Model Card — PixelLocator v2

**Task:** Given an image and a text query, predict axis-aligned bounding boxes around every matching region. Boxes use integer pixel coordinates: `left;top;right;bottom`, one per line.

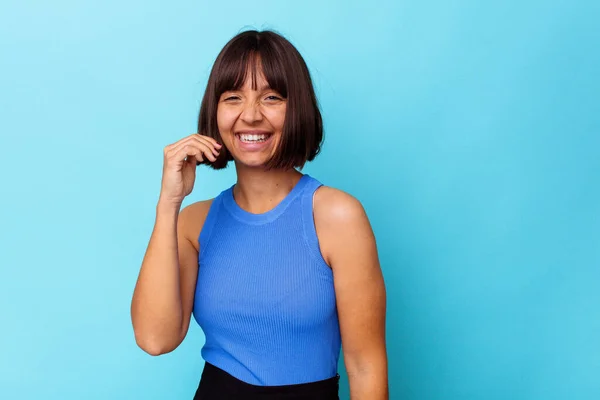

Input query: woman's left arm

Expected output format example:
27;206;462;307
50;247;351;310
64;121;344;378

314;187;388;400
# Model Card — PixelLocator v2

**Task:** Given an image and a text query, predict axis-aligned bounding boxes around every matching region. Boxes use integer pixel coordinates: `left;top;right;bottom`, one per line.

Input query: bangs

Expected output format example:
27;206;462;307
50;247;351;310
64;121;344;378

213;39;288;98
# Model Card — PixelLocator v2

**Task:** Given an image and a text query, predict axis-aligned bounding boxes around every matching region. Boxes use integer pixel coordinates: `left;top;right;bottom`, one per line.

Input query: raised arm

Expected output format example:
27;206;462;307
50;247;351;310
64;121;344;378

130;133;220;355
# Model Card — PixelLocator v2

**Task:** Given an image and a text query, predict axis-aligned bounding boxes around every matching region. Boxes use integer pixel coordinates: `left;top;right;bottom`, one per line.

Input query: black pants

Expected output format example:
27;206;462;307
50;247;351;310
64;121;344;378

194;362;340;400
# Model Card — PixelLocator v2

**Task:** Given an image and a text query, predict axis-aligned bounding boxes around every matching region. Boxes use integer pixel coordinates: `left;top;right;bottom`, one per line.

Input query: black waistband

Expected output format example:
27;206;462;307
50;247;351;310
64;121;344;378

194;362;340;399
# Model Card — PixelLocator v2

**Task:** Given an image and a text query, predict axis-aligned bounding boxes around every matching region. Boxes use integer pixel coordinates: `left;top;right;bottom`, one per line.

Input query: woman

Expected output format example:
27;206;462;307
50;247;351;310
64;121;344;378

131;29;388;399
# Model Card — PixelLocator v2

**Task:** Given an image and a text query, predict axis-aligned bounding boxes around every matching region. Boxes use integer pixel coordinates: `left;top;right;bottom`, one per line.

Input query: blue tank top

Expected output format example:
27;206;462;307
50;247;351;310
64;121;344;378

192;174;341;386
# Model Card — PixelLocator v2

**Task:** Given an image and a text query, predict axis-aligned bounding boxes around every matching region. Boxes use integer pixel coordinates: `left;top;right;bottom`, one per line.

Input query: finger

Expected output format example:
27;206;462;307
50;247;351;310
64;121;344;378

166;135;201;155
166;138;204;159
184;153;202;166
188;151;203;165
164;134;195;152
174;141;217;164
196;133;222;149
171;145;204;167
168;134;220;158
195;135;221;156
187;137;219;162
197;142;218;162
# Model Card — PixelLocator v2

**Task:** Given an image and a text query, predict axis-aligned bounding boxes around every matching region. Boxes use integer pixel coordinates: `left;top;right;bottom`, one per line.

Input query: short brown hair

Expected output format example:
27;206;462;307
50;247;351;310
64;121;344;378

197;29;323;170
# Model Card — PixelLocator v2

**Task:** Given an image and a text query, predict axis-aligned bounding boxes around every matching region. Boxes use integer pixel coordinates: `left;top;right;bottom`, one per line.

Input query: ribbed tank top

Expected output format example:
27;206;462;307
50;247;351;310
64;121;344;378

192;174;341;386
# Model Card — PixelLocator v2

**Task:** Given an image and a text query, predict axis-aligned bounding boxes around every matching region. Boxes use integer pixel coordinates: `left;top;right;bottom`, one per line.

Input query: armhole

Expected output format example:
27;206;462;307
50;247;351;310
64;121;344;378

198;196;221;260
301;181;331;269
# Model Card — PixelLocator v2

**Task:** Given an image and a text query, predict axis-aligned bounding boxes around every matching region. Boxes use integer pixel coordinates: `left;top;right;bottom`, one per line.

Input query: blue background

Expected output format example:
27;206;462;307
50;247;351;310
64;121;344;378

1;0;599;399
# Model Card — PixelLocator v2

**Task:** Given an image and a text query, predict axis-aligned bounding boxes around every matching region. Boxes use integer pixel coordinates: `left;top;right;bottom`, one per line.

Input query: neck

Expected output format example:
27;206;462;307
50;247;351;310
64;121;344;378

232;164;303;214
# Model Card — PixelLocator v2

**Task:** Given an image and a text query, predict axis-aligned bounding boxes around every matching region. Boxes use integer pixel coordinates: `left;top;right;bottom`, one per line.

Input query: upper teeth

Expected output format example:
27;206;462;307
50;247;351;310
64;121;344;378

240;134;267;142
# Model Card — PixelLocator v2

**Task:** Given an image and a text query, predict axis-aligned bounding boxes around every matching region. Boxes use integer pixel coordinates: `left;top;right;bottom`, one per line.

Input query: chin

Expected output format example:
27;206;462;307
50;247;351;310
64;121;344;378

234;156;272;169
229;144;280;169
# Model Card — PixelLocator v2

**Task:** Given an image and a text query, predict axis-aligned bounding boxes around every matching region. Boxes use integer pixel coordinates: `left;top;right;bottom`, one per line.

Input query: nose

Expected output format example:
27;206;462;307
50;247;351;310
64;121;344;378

239;100;263;124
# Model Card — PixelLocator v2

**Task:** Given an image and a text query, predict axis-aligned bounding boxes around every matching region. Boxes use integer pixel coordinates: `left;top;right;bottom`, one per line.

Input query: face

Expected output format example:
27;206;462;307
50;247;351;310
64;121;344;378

216;68;287;169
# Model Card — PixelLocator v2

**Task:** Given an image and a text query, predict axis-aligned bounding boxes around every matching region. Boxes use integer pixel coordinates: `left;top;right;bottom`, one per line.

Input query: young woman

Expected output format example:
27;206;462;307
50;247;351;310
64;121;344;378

131;29;388;399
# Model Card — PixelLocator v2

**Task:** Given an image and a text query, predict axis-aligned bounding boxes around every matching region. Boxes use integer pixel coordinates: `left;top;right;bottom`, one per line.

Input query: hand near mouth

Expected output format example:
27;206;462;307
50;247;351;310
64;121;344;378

158;133;222;206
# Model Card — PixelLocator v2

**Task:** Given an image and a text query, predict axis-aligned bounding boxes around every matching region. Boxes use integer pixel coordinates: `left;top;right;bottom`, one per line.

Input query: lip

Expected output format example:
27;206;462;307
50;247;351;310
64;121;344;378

235;130;272;136
234;130;274;152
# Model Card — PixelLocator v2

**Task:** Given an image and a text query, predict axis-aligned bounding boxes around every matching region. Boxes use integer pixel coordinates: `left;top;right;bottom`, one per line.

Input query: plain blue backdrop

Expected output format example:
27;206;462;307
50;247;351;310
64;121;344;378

1;0;599;399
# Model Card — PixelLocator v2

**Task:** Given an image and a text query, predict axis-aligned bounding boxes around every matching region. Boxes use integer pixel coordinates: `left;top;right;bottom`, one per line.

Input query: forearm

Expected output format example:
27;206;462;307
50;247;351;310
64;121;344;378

131;201;184;354
347;362;389;400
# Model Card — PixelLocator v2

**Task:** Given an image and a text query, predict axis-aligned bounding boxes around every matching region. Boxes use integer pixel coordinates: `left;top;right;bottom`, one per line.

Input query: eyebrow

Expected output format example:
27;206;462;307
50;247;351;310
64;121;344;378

225;84;273;93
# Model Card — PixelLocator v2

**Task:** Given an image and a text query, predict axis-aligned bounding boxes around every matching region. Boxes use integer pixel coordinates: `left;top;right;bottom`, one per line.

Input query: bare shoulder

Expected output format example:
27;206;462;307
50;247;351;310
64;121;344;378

313;186;369;225
178;199;214;251
313;186;374;267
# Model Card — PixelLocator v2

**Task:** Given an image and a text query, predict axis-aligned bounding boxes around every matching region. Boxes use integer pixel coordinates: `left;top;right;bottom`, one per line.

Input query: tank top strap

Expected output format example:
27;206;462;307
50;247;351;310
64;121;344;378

300;176;328;266
198;191;226;255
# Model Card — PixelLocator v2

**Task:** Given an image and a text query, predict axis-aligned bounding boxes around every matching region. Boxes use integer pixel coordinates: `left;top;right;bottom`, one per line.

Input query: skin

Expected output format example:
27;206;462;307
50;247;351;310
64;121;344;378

131;66;388;399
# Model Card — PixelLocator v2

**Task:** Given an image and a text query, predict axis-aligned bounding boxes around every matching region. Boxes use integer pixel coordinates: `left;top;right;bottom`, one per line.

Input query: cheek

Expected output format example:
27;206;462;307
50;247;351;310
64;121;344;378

266;106;287;132
216;110;230;133
217;112;239;147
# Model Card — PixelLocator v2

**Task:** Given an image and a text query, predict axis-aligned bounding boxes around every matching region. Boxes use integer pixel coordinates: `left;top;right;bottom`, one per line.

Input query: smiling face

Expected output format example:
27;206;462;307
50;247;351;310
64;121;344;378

197;30;324;171
216;65;287;169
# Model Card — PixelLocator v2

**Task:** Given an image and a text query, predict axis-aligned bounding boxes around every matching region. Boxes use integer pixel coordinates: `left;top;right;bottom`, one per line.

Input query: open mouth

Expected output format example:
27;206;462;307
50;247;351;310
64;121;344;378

236;132;272;143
